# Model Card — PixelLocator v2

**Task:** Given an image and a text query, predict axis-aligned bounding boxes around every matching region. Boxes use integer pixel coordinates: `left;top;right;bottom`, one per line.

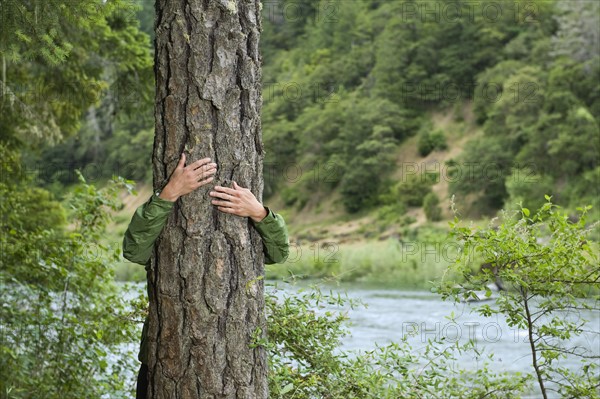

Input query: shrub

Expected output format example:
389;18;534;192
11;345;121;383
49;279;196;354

280;186;308;208
418;129;448;156
376;202;407;226
504;167;554;212
423;192;442;221
439;198;600;398
1;149;140;398
395;173;437;207
340;138;398;213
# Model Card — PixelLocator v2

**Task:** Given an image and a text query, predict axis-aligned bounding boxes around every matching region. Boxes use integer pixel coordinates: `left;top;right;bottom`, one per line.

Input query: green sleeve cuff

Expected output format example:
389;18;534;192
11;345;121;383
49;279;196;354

149;191;176;209
252;207;276;229
252;208;290;264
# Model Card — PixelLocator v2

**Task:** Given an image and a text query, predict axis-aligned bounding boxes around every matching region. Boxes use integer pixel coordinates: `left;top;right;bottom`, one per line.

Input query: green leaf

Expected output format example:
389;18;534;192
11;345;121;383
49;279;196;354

280;383;294;394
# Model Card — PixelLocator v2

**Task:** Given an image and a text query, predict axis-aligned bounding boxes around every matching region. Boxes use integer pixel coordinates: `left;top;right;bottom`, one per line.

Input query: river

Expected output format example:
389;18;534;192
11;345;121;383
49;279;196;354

269;281;599;398
118;281;599;398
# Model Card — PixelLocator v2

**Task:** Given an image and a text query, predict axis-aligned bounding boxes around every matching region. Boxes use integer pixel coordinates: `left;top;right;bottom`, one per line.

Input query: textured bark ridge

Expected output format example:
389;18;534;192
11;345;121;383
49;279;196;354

150;1;266;397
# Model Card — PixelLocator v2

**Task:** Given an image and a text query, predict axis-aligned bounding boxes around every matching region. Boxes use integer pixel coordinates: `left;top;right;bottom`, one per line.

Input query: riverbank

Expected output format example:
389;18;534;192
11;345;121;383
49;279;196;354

265;233;462;288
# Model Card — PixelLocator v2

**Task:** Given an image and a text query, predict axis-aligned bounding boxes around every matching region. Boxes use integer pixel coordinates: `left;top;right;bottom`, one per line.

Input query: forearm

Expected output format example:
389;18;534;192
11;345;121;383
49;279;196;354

122;193;175;265
252;209;290;264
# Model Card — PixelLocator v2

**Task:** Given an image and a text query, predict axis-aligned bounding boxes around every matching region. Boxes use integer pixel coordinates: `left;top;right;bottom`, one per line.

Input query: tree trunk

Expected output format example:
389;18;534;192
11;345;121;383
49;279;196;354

149;1;265;397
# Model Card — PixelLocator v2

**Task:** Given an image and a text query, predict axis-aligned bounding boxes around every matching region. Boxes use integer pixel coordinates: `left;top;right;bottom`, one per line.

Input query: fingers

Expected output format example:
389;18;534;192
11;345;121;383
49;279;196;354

211;199;234;207
210;188;250;217
177;153;186;169
209;191;233;201
212;185;237;195
182;156;215;181
216;206;239;215
232;181;250;191
194;176;214;188
188;157;212;170
194;163;217;180
213;201;244;216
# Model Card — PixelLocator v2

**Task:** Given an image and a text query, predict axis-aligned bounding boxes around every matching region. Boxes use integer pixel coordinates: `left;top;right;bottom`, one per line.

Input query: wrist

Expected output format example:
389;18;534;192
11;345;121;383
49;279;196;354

250;206;268;223
158;184;179;202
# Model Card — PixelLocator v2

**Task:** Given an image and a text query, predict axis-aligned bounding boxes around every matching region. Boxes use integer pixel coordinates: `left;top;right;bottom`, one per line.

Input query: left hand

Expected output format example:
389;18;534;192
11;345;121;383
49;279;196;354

209;181;268;223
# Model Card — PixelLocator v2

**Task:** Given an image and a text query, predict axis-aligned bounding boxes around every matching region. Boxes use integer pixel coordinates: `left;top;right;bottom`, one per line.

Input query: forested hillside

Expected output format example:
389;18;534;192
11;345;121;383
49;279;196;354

259;0;599;218
19;0;599;222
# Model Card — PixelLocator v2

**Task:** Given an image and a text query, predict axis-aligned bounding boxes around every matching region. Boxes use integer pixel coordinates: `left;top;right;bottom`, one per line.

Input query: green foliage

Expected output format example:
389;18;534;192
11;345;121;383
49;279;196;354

564;167;600;227
423;192;442;222
551;0;600;65
0;146;67;233
505;167;554;212
393;173;437;208
105;126;154;183
449;136;515;215
339;160;386;213
260;0;587;219
439;198;600;398
376;201;407;227
135;0;156;41
1;147;140;398
458;0;600;215
275;92;414;213
0;0;152;147
418;128;448;157
263;284;530;398
473;60;528;124
261;1;425;212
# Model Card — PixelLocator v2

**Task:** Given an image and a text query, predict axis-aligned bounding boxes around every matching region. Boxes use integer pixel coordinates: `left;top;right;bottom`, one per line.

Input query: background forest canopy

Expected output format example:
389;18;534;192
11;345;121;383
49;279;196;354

1;0;597;219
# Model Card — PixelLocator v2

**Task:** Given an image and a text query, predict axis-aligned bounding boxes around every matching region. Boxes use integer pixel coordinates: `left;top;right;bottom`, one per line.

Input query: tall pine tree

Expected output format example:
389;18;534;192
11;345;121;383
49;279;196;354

149;1;267;397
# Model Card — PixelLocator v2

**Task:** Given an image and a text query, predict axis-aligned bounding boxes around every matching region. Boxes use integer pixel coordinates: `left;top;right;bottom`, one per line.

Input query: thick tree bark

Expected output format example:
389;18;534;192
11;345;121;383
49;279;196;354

149;1;265;397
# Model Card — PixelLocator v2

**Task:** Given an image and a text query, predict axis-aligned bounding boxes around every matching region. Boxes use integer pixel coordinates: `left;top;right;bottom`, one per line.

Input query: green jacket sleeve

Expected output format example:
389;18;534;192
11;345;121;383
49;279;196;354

122;193;175;265
251;207;290;264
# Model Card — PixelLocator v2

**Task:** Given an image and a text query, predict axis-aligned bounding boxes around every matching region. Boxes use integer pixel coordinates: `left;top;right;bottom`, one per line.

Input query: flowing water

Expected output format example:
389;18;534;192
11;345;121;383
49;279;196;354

118;281;599;398
269;281;599;398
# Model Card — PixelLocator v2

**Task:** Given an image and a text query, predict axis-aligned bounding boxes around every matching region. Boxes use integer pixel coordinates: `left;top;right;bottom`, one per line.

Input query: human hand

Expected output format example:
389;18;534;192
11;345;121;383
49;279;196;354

209;181;267;222
159;153;217;202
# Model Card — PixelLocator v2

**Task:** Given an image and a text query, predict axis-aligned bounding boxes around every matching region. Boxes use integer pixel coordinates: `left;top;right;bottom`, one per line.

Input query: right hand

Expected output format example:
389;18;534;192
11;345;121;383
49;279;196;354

159;153;217;202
